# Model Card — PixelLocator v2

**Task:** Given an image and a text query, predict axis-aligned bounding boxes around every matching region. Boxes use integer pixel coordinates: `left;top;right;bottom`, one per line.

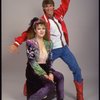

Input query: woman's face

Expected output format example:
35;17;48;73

34;24;46;39
43;4;54;18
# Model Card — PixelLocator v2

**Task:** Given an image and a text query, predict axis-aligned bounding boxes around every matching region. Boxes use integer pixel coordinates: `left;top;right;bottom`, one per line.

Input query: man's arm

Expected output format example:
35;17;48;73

55;0;70;17
14;31;27;47
9;31;27;53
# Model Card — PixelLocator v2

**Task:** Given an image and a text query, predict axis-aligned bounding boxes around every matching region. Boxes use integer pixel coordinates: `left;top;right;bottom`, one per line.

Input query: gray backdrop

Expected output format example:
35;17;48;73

2;0;99;100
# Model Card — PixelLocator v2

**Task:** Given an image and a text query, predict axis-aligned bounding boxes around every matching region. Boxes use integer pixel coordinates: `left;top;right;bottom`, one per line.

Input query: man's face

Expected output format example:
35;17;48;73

43;4;54;18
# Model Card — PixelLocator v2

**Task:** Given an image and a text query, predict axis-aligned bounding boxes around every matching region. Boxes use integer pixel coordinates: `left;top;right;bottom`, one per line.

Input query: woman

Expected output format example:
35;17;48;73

26;17;64;100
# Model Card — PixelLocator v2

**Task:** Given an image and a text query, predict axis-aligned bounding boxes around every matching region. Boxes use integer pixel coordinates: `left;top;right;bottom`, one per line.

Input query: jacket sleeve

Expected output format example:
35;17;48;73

26;40;47;76
46;41;54;73
55;0;70;17
14;31;27;47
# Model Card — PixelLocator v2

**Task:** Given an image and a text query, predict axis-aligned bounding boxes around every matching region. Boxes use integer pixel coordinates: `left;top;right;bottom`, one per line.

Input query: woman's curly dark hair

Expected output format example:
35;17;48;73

27;17;49;41
27;17;39;39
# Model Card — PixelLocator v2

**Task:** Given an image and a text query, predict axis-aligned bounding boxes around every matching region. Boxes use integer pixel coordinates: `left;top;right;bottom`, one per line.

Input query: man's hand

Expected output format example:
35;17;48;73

9;44;18;53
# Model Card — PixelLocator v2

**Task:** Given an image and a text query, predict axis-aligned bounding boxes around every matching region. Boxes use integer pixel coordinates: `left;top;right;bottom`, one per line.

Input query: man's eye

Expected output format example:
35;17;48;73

42;28;45;30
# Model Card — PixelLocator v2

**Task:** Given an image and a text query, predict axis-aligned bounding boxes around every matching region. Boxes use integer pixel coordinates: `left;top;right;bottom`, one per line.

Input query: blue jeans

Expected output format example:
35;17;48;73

51;45;83;82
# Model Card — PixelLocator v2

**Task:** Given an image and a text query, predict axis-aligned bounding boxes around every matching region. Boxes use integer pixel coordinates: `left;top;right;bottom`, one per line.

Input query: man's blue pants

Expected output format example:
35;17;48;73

51;45;83;82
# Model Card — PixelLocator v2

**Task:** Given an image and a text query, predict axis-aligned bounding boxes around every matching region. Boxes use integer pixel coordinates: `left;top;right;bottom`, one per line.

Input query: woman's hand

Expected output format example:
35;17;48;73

44;74;54;82
48;73;54;82
44;74;49;79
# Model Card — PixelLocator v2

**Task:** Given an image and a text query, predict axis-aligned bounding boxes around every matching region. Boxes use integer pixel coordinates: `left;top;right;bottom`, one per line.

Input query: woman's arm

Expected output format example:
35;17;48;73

46;41;54;73
26;40;47;76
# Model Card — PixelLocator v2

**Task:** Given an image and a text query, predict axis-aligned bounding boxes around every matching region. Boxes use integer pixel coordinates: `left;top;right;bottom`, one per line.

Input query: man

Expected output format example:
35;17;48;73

10;0;84;100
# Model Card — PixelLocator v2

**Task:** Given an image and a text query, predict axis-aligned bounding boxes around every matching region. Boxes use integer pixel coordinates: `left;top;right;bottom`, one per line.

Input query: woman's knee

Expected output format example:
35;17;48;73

54;71;64;81
58;73;64;81
45;81;55;91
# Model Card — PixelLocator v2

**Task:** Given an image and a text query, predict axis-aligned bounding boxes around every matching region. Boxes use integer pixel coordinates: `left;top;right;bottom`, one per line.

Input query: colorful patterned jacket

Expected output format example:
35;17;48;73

26;38;53;76
14;0;70;47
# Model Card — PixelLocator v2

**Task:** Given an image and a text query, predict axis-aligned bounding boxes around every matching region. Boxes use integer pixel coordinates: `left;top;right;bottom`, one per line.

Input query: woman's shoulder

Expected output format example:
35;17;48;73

26;38;38;47
44;40;53;49
26;38;37;43
44;40;52;44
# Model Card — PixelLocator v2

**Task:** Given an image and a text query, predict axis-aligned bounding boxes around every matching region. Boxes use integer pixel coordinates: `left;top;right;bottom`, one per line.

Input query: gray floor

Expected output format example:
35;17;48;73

2;51;99;100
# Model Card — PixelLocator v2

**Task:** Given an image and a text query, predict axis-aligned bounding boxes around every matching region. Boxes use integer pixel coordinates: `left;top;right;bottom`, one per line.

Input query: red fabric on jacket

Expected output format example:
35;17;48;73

15;31;27;46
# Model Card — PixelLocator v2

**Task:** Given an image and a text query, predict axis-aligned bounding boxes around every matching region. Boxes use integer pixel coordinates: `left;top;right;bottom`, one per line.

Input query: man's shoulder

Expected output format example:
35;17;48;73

40;15;44;19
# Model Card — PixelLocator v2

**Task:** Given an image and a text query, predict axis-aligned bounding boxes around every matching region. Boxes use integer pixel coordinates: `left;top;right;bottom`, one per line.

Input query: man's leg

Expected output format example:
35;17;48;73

51;47;63;61
60;45;84;100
